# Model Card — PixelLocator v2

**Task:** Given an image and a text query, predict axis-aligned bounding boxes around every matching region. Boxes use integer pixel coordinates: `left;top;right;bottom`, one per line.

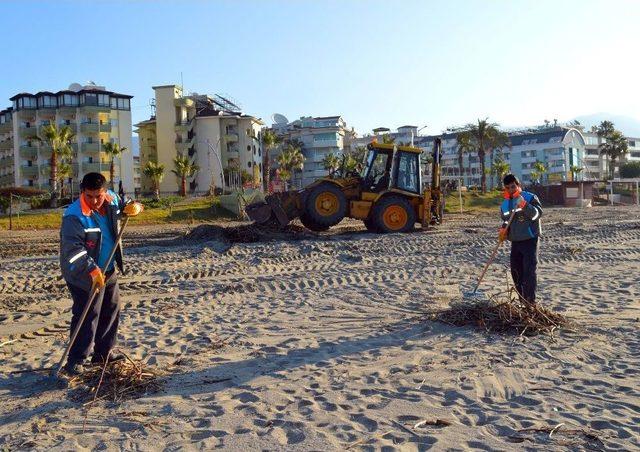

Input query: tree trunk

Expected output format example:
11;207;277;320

110;159;115;189
154;183;160;201
50;151;58;207
479;149;487;193
264;148;270;192
181;176;187;197
458;150;463;184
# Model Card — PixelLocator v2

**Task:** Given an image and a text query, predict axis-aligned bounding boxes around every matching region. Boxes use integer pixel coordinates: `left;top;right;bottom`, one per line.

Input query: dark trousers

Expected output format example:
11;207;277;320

510;237;538;304
67;273;120;364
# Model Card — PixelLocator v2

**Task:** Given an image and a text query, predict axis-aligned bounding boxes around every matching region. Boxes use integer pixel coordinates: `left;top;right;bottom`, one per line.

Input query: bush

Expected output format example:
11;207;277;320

0;187;48;198
30;197;51;210
620;162;640;179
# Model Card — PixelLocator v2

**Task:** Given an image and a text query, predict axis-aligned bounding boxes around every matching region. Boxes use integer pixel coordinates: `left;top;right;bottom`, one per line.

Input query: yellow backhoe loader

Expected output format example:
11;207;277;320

246;138;444;233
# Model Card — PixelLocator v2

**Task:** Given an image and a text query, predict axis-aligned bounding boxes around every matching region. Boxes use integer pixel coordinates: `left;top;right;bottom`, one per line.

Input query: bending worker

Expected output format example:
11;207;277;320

499;174;543;304
59;173;143;375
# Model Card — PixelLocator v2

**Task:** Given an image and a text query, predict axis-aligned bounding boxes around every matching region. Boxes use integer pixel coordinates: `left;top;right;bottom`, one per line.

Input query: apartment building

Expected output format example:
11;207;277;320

416;126;587;188
270;116;354;186
0;83;134;191
581;131;640;179
136;85;263;195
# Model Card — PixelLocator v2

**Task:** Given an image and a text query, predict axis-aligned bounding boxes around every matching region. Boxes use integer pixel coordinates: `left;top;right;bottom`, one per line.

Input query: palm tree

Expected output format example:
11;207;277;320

599;130;628;179
102;142;127;189
322;153;341;176
32;124;74;207
261;129;280;191
172;155;199;196
530;161;548;185
596;120;615;139
143;161;165;201
456;119;509;193
381;133;395;144
569;165;583;181
57;161;73;199
276;145;305;189
492;158;510;187
455;133;473;182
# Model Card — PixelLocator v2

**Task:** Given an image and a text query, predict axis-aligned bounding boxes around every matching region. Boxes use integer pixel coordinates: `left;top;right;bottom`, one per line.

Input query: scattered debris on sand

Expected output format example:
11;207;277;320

428;291;571;336
185;223;318;244
69;358;161;404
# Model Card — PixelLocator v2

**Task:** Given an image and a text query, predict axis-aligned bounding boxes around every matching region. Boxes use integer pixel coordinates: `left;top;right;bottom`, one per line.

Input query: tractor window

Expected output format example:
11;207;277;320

363;150;391;192
395;152;419;193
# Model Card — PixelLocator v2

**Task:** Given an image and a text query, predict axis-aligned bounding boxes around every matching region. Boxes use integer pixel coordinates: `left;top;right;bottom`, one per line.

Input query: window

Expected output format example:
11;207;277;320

82;93;98;106
247;145;251;152
63;94;78;106
248;162;252;168
395;152;419;193
110;98;118;109
629;140;636;147
521;150;536;158
117;98;125;109
98;94;109;106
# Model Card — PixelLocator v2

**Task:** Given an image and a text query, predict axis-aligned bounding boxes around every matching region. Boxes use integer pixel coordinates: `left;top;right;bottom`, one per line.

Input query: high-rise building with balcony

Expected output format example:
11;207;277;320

135;85;263;195
270;116;354;187
0;83;134;192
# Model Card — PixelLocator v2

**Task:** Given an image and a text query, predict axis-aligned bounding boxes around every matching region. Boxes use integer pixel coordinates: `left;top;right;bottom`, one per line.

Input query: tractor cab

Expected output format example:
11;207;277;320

361;142;422;195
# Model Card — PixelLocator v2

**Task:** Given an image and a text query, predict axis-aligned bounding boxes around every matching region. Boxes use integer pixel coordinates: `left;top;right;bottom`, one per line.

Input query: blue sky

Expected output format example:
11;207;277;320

1;0;638;135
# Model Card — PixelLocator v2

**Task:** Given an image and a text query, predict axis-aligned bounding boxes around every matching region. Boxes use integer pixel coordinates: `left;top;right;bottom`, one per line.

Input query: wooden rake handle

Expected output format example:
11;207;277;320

472;207;517;294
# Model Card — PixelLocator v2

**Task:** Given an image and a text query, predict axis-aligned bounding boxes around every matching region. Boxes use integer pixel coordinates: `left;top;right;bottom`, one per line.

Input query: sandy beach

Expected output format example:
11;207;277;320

1;207;639;450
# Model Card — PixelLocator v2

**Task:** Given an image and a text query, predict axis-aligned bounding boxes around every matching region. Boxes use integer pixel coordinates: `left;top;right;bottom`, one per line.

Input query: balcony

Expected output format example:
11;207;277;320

224;133;239;142
80;122;111;134
20;166;39;177
0;140;13;151
82;162;105;172
175;120;194;133
176;138;195;153
58;122;77;133
174;97;194;108
78;105;110;114
0;122;12;133
19;145;38;159
226;150;240;159
0;174;15;186
19;126;38;139
81;142;101;153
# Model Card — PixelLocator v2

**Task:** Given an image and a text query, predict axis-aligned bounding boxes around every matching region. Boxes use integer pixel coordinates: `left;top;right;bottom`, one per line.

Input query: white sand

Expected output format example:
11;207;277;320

1;207;639;450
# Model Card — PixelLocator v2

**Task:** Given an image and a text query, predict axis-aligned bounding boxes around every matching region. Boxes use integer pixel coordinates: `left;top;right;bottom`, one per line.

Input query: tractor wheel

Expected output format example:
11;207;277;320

372;195;416;233
363;216;378;233
300;213;330;232
303;183;347;229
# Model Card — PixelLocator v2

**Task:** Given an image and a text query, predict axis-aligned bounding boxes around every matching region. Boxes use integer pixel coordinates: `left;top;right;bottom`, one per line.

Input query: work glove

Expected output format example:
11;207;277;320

89;268;106;289
123;202;144;217
498;227;508;243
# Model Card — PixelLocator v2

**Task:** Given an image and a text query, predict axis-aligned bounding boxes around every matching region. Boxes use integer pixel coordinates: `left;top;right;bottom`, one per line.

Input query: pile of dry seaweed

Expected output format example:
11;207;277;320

428;290;571;336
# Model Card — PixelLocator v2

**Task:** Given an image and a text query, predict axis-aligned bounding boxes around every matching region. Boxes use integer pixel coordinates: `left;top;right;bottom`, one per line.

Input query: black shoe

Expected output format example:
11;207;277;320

63;362;85;376
91;352;126;365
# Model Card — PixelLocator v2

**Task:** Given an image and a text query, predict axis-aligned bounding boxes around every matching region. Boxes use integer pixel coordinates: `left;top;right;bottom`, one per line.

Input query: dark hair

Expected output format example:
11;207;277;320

503;173;520;186
80;172;107;191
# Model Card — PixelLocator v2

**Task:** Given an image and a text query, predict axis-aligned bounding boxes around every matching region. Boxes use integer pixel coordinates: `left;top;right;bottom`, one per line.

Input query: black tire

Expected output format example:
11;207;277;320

372;195;416;233
363;216;378;233
303;183;347;229
300;213;330;232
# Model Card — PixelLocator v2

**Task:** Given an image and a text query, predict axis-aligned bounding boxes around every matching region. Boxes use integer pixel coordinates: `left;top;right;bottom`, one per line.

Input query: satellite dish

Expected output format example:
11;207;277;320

272;113;289;125
69;83;82;92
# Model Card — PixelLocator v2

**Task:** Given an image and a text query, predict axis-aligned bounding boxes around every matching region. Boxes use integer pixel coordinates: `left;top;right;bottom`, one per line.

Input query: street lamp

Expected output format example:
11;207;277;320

411;125;428;147
199;137;225;195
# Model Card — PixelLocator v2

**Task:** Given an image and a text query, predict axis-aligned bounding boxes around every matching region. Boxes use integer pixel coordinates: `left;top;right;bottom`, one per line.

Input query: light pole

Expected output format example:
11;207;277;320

411;125;428;147
200;137;225;195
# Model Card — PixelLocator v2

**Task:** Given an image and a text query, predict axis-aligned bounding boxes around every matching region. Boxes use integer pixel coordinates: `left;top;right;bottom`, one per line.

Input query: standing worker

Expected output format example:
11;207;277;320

499;174;543;304
59;173;143;375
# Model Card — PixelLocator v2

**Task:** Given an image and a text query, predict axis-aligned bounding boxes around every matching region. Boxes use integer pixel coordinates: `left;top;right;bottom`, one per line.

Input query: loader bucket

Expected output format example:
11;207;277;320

245;191;302;228
245;202;275;225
